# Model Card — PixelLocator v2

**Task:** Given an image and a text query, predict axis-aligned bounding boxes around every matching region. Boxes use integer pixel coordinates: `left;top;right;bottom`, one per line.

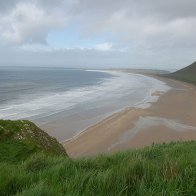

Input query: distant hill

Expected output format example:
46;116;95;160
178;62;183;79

168;61;196;84
0;120;67;163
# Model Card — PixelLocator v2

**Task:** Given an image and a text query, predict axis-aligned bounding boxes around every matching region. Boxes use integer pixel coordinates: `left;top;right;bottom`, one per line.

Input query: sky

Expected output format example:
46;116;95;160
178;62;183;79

0;0;195;70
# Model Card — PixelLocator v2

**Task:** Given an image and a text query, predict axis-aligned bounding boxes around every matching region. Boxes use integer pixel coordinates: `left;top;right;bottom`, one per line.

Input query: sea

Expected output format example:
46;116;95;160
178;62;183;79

0;66;170;140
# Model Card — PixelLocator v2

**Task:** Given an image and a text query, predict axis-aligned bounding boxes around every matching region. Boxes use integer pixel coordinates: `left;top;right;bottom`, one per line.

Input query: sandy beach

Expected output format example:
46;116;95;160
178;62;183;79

63;75;196;158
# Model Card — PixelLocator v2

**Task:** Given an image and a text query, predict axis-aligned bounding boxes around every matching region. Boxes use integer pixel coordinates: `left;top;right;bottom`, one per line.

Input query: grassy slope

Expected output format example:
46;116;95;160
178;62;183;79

166;62;196;84
0;120;195;195
0;141;196;195
0;120;66;163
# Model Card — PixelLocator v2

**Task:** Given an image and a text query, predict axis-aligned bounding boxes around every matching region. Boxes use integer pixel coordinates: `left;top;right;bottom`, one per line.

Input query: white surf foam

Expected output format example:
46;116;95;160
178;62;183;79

0;71;170;120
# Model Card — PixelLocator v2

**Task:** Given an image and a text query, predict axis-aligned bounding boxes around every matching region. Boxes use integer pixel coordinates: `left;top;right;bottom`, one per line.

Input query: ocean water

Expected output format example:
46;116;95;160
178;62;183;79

0;67;170;140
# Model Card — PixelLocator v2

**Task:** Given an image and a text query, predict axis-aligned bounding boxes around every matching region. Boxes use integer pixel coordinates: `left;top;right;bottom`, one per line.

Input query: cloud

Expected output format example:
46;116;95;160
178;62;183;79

0;1;69;44
0;0;20;12
1;0;196;49
74;0;196;49
74;0;196;20
94;42;113;51
0;0;195;69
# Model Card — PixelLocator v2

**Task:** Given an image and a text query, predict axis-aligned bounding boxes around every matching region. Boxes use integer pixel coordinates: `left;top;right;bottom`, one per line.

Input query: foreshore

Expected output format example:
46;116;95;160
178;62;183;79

62;75;196;158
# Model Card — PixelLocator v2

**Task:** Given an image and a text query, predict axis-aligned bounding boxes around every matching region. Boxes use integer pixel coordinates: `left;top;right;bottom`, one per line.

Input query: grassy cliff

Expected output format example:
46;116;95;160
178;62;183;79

0;120;66;163
0;120;196;195
167;61;196;84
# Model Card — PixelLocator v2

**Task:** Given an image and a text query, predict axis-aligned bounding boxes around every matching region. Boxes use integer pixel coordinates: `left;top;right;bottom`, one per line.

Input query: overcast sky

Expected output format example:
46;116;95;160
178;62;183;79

0;0;195;70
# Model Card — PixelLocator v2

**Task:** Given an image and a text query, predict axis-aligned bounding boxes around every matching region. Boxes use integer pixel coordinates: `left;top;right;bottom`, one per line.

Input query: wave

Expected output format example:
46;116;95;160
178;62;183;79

0;71;170;120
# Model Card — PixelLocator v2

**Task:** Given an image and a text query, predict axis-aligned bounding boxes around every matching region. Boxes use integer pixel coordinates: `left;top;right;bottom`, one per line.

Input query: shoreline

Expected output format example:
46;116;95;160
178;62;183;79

39;71;169;141
62;75;196;158
59;72;171;143
62;107;132;143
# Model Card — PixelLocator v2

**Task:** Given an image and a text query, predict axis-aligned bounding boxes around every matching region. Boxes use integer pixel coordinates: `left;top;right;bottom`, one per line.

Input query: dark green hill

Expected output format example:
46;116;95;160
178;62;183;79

0;120;67;163
168;61;196;84
175;61;196;73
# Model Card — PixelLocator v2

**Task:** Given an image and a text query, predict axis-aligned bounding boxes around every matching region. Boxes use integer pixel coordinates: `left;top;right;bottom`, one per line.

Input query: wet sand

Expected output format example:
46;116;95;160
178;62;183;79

63;76;196;158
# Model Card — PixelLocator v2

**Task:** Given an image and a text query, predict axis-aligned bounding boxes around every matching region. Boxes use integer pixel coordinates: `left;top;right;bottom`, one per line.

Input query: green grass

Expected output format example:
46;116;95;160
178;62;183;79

0;120;196;195
0;120;66;163
0;141;196;195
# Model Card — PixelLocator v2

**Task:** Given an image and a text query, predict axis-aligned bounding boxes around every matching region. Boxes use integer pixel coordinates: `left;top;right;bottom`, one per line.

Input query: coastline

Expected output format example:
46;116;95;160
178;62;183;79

62;75;196;158
38;70;169;141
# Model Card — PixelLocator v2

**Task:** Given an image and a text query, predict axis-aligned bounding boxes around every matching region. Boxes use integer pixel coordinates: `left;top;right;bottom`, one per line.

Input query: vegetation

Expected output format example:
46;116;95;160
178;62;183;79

165;61;196;84
0;120;66;163
0;120;196;195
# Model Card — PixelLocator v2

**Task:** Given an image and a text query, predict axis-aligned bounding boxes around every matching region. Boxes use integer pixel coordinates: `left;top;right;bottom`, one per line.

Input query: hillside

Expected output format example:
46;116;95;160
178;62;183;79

0;120;67;163
0;120;196;195
168;61;196;84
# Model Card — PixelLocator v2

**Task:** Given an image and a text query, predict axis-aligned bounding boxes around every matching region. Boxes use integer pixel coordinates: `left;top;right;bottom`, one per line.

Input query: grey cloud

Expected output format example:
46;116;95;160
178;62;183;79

0;0;20;12
0;46;128;68
137;0;196;20
0;0;195;69
0;0;67;11
73;0;196;49
75;0;196;20
0;1;69;44
0;45;195;70
1;0;196;47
